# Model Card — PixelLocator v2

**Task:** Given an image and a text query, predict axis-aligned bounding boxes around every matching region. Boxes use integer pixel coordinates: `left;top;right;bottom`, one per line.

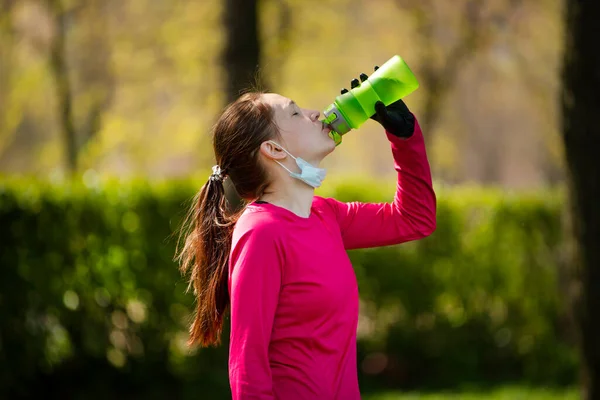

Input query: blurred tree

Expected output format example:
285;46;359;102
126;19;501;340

0;0;566;187
46;0;114;177
509;0;565;186
561;0;600;399
70;0;114;163
47;0;77;175
223;0;264;102
222;0;265;209
395;0;523;150
260;0;293;89
0;0;16;156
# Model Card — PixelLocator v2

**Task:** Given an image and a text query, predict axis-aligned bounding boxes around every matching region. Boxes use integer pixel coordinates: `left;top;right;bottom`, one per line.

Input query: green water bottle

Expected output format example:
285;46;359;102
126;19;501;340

323;55;419;145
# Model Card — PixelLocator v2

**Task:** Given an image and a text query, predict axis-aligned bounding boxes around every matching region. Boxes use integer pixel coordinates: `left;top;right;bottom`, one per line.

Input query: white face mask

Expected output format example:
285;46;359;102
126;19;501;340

268;141;327;188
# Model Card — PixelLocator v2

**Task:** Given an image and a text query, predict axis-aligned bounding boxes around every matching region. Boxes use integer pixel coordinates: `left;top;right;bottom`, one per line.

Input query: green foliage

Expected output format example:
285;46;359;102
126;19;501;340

331;184;575;391
363;385;578;400
0;179;577;398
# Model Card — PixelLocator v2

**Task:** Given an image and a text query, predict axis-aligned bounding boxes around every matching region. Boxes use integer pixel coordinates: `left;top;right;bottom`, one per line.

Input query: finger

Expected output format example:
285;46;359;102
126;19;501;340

374;101;386;113
350;78;360;89
374;101;388;122
340;88;349;95
359;73;368;82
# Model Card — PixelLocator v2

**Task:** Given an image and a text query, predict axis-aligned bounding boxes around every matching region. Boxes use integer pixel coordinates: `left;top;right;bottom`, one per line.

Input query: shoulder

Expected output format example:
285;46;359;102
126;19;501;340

230;207;286;268
233;206;285;244
312;195;333;210
313;195;344;217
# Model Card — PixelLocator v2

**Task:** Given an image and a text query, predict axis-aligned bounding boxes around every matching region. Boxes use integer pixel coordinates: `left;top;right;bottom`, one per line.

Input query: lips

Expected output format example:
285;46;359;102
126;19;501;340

321;121;331;132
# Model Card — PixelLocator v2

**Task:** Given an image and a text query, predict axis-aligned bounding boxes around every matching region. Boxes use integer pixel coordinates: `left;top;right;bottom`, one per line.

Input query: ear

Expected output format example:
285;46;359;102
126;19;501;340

259;141;287;161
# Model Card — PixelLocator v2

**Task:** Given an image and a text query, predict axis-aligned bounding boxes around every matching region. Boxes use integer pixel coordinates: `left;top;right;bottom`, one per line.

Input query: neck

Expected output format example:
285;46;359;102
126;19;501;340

259;175;316;218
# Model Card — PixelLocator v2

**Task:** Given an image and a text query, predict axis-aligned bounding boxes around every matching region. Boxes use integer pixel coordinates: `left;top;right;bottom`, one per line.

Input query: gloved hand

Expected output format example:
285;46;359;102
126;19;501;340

341;66;415;138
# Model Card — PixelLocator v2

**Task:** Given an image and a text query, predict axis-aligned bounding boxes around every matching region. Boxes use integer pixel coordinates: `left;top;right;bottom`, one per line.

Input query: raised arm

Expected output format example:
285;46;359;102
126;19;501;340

323;115;436;250
322;73;436;249
228;221;283;399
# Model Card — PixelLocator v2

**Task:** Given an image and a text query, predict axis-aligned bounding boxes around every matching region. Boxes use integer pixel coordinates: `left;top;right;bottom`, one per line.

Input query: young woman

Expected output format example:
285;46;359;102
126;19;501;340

177;71;436;399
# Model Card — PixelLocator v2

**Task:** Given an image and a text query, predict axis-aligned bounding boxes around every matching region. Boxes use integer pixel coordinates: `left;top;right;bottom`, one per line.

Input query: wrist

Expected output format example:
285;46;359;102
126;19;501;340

384;112;415;138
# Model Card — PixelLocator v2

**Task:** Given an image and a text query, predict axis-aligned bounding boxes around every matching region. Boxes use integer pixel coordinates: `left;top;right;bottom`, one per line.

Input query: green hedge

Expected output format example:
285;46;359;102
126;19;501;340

0;178;577;399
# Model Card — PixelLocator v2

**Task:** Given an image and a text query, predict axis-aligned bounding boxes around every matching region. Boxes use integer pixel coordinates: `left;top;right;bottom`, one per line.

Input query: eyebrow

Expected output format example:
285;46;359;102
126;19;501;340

287;100;296;107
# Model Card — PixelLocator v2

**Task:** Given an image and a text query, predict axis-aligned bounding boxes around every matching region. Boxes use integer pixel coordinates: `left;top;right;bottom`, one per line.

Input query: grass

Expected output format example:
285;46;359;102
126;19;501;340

363;385;579;400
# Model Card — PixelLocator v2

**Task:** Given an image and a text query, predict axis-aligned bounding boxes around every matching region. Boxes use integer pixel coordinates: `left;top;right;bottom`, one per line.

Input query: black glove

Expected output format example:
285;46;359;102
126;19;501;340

341;66;415;138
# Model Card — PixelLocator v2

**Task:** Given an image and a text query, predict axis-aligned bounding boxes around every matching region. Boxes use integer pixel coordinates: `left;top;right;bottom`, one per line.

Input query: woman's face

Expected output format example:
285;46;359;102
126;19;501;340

261;93;336;164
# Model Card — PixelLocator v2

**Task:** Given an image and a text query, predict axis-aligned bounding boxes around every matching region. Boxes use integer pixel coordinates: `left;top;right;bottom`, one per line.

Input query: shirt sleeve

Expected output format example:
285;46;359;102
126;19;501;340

323;117;436;250
228;222;283;399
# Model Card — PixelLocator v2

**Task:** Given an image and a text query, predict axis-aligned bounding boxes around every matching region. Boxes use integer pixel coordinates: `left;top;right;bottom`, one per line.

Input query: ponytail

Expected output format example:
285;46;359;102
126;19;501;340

176;92;279;346
176;170;241;347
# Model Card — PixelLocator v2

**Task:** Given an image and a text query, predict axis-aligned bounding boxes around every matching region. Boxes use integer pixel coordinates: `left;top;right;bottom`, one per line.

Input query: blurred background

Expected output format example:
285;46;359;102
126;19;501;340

1;0;595;399
0;0;564;185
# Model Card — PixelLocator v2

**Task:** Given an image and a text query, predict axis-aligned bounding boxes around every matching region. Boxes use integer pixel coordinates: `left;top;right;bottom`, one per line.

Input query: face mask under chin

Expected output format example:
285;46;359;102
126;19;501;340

268;141;327;188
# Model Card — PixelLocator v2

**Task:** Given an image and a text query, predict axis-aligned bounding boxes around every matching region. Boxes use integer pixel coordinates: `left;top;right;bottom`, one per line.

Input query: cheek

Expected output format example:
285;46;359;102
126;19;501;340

277;128;301;149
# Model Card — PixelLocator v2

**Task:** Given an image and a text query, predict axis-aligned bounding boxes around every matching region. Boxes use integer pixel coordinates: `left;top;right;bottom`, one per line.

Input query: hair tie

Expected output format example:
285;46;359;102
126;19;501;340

209;165;225;183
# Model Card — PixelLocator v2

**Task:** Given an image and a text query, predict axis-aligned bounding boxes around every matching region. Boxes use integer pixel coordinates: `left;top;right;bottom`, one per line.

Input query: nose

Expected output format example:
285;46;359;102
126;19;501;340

310;110;320;121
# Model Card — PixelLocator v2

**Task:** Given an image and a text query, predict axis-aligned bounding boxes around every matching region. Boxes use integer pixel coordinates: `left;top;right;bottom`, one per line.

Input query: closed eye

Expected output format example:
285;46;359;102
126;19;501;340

292;112;299;116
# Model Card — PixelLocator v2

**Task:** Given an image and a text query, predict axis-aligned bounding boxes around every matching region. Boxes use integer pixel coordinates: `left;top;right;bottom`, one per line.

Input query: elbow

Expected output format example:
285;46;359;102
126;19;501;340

416;214;437;238
421;219;436;237
419;200;437;238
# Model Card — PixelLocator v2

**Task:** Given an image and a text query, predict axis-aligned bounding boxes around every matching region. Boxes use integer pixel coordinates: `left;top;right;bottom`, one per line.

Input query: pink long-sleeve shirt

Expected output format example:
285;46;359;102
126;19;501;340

228;118;436;399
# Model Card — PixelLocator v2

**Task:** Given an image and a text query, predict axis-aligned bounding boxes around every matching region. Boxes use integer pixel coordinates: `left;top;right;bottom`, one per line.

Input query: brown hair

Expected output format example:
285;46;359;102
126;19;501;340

176;92;279;347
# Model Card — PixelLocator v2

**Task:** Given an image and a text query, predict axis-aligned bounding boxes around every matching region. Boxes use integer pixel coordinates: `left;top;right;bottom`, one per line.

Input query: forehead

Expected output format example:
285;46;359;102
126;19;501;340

261;93;294;115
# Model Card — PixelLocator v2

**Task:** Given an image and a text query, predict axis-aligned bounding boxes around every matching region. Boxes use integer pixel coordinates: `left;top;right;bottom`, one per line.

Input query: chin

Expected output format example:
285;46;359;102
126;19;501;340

326;139;337;154
320;138;337;158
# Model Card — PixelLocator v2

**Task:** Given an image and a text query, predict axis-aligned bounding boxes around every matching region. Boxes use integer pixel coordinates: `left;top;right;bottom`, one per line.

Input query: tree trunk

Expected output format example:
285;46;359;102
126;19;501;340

223;0;263;103
0;0;16;157
561;1;600;399
48;0;77;176
76;0;114;157
222;0;263;209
